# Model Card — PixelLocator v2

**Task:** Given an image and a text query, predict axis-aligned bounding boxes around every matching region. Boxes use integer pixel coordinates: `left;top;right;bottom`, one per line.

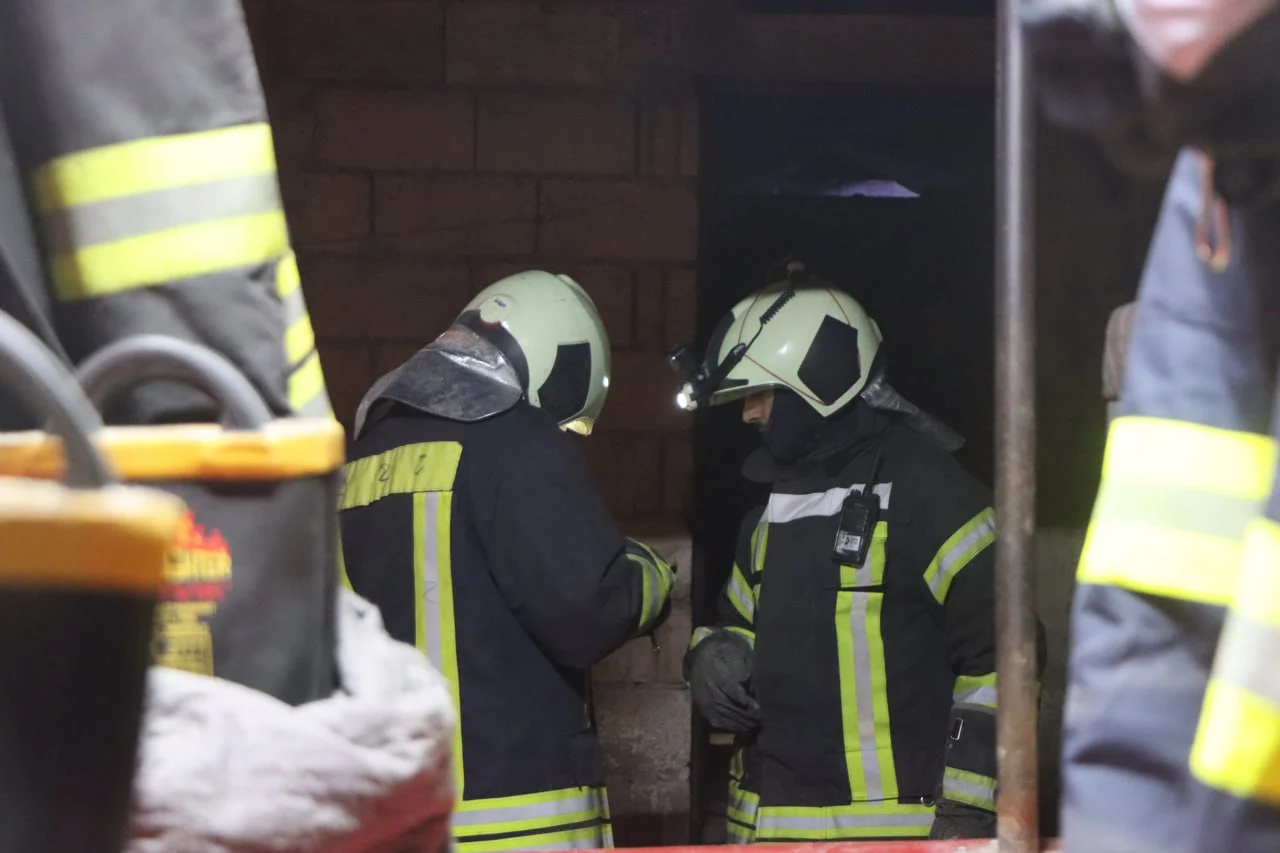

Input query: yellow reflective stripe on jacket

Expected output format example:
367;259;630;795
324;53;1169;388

340;443;464;510
33;123;290;301
276;251;332;418
1078;417;1276;605
835;528;898;804
953;672;997;709
627;540;673;635
453;786;610;838
689;624;756;654
925;508;996;603
753;801;935;841
1190;517;1280;804
342;441;465;795
943;766;997;811
725;562;755;623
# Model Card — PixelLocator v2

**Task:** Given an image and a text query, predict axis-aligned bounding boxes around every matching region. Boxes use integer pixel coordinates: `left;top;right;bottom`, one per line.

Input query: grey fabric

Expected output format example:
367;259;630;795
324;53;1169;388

686;630;759;733
354;327;523;440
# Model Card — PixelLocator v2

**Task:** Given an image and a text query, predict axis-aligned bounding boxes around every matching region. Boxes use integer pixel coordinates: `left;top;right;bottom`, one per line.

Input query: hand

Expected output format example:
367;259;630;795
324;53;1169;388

928;800;996;840
687;631;759;732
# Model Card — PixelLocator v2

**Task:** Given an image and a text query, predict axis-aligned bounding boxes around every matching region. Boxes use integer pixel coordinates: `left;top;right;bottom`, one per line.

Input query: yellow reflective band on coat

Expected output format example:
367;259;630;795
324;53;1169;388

925;508;996;603
753;801;935;841
453;786;612;851
1077;417;1276;606
341;443;464;510
834;526;898;805
342;441;465;796
953;673;997;709
1190;517;1280;804
276;251;333;418
628;540;674;636
33;123;291;301
943;767;997;812
726;562;756;623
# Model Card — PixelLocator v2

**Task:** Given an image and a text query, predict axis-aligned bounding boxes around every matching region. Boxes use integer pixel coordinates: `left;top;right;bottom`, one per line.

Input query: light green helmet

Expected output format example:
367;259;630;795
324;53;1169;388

697;280;883;418
354;270;610;439
461;271;611;434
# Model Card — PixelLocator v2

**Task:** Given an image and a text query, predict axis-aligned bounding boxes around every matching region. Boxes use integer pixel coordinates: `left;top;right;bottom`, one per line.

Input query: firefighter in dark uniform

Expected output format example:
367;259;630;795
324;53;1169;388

678;265;1025;842
340;270;676;853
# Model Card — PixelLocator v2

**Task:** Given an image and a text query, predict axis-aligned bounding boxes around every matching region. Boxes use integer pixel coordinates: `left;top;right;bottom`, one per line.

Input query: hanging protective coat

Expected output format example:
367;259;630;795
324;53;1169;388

0;0;331;424
1023;2;1280;851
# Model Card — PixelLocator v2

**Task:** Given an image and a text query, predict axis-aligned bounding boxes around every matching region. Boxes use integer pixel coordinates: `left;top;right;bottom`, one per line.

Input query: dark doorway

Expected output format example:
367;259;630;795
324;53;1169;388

688;86;997;840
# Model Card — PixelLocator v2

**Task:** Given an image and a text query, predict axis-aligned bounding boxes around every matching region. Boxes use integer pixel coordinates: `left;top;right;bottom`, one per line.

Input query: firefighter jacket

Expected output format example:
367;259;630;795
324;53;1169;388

1062;150;1280;853
0;0;330;426
689;406;1000;843
338;401;674;853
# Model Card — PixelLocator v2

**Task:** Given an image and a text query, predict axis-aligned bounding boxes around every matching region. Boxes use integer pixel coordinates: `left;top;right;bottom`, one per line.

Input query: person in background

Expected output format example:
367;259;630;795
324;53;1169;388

340;270;675;853
679;261;1041;843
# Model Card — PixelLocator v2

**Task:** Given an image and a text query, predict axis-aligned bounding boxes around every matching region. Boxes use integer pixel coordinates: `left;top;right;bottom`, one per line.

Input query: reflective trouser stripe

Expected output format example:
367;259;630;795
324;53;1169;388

276;251;332;417
1191;517;1280;804
753;803;935;841
31;123;291;301
454;787;611;851
1077;417;1276;604
943;767;997;811
836;584;897;802
925;507;997;603
953;673;997;709
626;540;673;635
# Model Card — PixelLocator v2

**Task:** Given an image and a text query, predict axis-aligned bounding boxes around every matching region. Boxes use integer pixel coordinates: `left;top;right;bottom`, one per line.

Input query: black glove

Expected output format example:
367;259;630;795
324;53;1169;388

928;800;996;840
685;630;759;732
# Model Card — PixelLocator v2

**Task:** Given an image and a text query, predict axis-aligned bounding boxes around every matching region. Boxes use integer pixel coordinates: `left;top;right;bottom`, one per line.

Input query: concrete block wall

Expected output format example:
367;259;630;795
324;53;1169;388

240;2;1017;845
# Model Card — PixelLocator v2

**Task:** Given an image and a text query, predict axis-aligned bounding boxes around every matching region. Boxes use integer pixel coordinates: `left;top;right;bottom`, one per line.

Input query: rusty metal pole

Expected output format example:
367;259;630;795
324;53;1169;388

995;0;1039;851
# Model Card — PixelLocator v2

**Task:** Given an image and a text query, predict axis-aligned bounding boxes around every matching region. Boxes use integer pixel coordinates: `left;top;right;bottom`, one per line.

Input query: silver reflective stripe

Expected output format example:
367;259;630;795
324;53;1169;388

453;789;605;829
850;592;882;799
926;512;997;599
1094;481;1258;542
294;389;333;417
764;483;892;524
280;280;309;329
1214;612;1280;705
756;810;934;831
727;569;755;620
421;491;443;673
944;772;996;807
41;172;282;253
954;685;998;707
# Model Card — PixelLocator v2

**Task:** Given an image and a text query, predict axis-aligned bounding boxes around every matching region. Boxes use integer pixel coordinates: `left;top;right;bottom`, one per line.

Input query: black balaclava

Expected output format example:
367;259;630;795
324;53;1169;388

756;388;828;464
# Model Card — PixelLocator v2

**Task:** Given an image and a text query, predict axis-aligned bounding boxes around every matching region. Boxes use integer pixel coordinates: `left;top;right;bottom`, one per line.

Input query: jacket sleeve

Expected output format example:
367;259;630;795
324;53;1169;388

0;0;331;423
688;507;764;659
915;457;1001;813
475;418;673;670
